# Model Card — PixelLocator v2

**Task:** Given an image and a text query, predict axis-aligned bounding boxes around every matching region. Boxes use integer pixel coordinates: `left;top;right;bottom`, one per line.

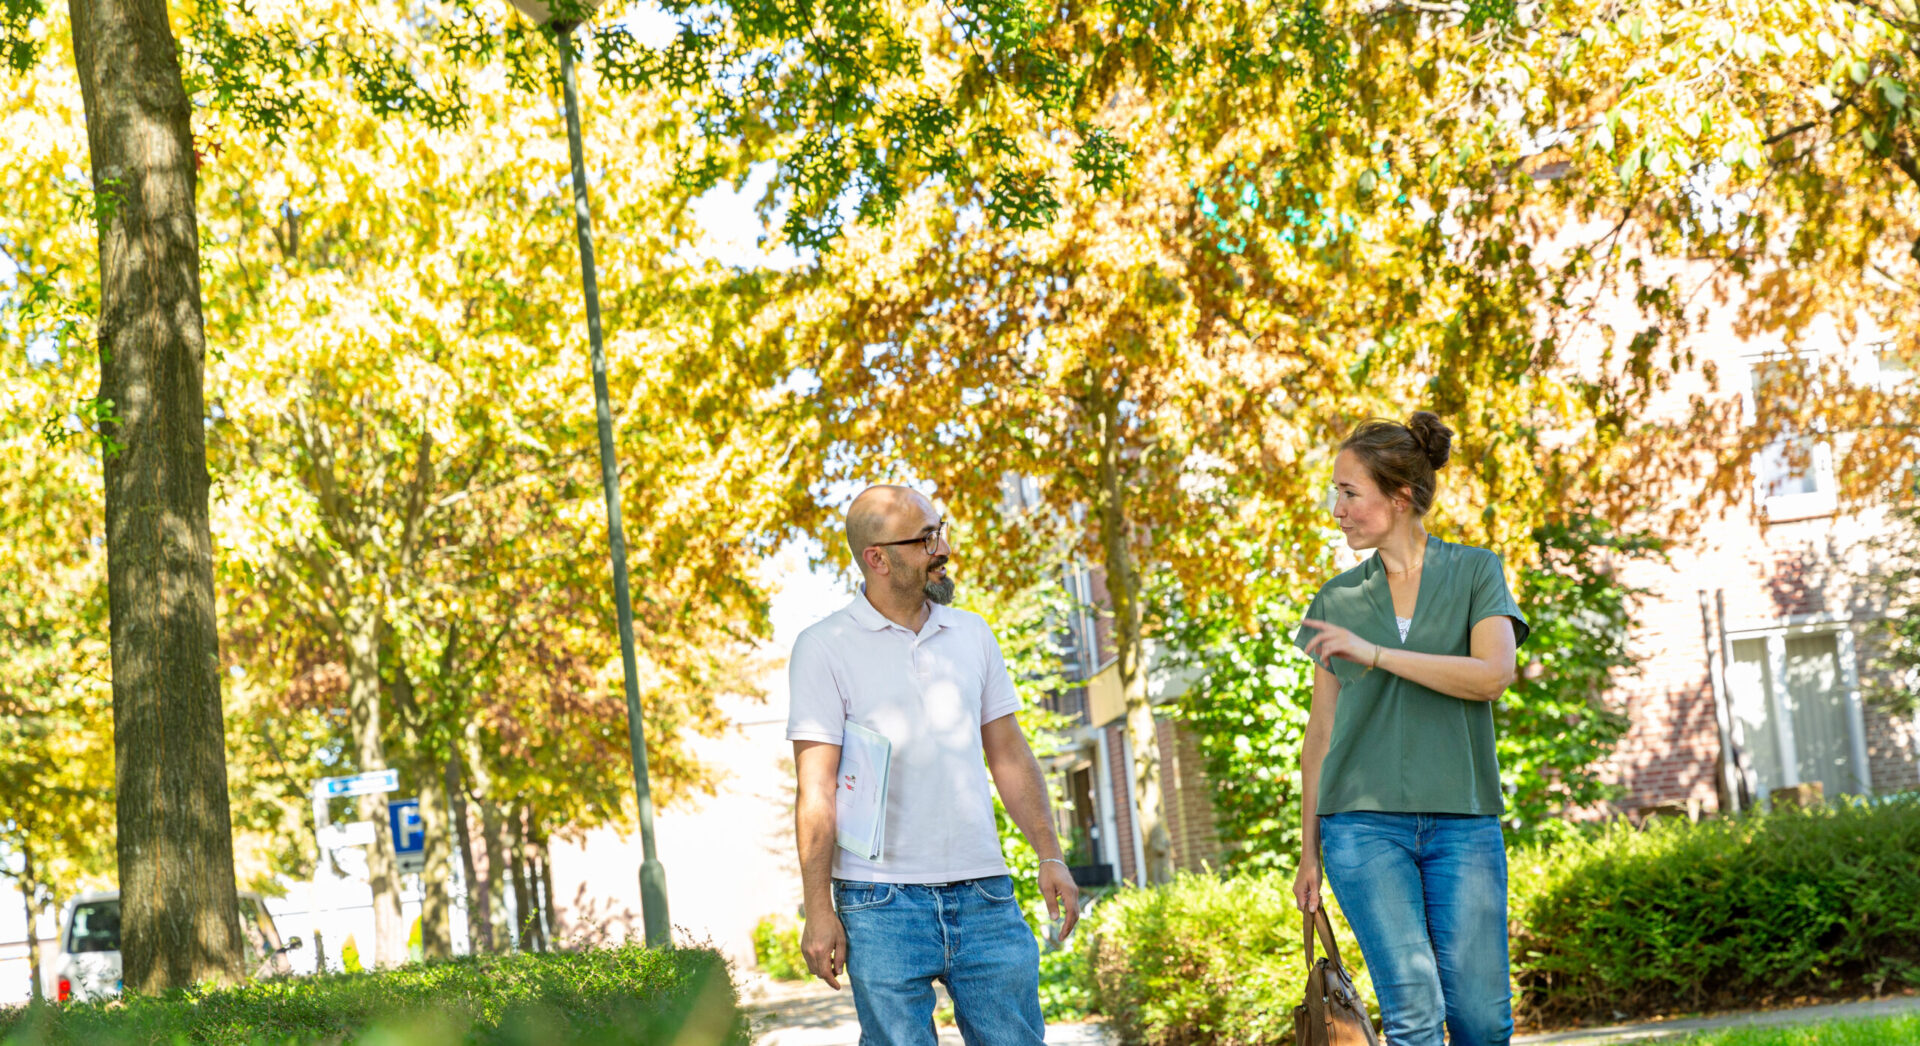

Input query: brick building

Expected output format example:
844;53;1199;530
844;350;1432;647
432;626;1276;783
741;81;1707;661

1042;318;1918;885
1583;300;1917;816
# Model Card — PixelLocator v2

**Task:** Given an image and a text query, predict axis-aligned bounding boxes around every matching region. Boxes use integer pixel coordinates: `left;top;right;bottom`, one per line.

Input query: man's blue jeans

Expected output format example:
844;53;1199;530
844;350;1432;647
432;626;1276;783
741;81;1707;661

834;876;1045;1046
1319;812;1513;1046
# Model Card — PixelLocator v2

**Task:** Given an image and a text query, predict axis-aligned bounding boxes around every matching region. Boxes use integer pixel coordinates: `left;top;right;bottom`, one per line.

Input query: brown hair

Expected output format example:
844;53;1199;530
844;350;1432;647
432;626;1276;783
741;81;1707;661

1339;412;1454;516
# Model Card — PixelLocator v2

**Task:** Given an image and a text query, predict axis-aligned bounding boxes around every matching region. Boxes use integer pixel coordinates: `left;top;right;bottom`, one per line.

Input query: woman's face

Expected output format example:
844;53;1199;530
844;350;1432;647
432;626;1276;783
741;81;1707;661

1330;449;1404;550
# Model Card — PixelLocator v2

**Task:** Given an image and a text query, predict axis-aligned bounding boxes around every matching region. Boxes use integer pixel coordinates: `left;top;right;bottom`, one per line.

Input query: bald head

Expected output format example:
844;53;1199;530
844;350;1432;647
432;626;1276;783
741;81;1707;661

846;484;954;608
846;485;935;561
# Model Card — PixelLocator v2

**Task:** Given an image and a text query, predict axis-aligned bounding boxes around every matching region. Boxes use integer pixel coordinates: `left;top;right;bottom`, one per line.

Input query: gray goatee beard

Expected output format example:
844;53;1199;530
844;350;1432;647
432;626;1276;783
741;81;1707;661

925;574;956;605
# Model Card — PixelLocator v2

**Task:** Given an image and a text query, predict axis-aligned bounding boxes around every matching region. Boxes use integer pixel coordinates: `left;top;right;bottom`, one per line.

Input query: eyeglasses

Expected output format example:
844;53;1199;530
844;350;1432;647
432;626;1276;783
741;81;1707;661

869;520;949;557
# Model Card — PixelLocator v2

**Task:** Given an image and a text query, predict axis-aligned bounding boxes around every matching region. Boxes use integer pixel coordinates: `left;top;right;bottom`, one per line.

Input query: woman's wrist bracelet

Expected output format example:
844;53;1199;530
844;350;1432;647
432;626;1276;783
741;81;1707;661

1371;644;1382;669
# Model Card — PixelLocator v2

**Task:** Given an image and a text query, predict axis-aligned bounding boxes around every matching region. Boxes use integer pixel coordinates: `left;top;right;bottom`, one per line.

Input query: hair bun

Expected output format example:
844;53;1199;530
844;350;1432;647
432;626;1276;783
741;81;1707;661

1406;411;1453;470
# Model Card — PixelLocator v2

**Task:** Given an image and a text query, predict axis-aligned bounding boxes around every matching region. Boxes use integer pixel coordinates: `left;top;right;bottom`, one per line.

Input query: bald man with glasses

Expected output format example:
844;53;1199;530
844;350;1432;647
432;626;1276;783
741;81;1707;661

786;484;1078;1045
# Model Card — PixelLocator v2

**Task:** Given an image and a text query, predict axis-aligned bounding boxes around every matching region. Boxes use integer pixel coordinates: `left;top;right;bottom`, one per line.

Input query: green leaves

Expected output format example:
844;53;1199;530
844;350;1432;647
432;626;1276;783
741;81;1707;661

1510;798;1920;1025
1080;870;1375;1044
1158;562;1320;872
1497;520;1660;843
1072;125;1133;193
986;168;1061;230
1863;507;1920;716
0;0;44;72
0;945;750;1044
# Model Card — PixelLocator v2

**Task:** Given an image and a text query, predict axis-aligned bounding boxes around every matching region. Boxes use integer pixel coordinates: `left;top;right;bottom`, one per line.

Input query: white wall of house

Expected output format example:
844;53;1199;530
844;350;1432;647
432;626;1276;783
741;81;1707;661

548;548;841;968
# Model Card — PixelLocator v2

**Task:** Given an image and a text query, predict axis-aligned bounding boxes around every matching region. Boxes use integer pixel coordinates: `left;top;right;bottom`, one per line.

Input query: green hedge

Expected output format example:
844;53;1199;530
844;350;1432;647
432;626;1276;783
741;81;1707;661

1070;797;1920;1042
750;915;807;981
1511;795;1920;1025
0;945;746;1046
1082;870;1373;1046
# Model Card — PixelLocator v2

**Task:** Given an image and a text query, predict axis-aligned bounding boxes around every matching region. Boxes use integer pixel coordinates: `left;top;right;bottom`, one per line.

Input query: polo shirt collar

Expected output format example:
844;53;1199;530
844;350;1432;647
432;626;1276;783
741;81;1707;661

849;587;950;634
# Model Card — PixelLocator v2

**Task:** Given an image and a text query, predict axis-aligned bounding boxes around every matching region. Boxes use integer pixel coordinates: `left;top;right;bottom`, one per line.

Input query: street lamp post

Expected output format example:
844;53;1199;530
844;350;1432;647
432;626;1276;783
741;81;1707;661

507;0;670;948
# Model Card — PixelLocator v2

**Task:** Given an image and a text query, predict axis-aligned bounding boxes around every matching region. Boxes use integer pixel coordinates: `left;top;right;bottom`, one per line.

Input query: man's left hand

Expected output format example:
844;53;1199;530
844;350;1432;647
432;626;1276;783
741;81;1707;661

1039;860;1081;941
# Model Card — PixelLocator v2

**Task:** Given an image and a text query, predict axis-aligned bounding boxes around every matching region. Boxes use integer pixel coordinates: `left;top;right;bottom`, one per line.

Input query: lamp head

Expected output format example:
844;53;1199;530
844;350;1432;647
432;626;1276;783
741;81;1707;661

505;0;599;29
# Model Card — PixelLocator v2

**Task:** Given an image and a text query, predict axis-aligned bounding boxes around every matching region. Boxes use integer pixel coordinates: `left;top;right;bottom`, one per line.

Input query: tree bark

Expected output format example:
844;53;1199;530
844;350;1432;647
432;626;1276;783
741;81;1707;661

508;807;537;952
67;0;243;993
20;849;42;1005
416;753;453;959
466;729;512;951
344;608;405;967
388;648;453;961
535;824;558;950
447;753;485;955
478;797;513;950
1092;386;1174;885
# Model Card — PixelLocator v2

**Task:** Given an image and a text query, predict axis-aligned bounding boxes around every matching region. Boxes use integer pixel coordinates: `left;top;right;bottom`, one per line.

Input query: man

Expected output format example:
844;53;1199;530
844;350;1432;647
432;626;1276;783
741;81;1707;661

787;484;1080;1045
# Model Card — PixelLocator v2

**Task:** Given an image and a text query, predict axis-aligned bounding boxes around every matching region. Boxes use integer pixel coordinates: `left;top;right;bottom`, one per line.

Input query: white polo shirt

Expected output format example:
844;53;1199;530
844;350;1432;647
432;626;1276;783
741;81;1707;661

786;590;1020;884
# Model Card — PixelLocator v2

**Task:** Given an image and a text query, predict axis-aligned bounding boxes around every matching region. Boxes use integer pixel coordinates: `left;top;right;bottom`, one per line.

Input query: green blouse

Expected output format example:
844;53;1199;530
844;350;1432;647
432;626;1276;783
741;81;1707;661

1292;535;1529;817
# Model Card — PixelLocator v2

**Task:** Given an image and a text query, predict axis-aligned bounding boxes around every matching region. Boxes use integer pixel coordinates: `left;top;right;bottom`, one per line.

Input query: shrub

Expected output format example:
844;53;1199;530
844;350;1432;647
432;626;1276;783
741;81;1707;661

1042;798;1920;1042
340;934;365;974
1510;795;1920;1026
750;914;807;981
1081;870;1372;1046
0;944;746;1046
1038;945;1093;1022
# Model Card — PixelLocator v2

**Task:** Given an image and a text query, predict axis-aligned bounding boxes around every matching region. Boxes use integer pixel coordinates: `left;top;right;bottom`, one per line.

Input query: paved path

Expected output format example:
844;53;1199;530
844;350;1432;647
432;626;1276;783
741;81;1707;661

1515;994;1920;1044
747;975;1915;1045
742;974;1110;1045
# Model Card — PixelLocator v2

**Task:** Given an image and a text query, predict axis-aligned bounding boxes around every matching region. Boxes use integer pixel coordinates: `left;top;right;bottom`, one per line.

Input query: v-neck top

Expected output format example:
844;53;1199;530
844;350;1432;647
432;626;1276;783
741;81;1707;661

1292;535;1530;816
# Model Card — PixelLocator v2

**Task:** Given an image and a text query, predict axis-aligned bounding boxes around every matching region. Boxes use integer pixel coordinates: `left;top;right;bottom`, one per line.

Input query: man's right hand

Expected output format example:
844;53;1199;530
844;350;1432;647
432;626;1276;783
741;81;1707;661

801;910;849;990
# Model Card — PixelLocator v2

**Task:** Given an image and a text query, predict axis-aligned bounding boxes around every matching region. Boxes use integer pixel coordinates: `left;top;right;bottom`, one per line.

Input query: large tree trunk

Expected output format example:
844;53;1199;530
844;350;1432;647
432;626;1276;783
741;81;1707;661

483;799;514;950
344;608;406;967
479;797;513;950
447;753;486;955
1092;388;1174;885
508;807;537;952
466;729;512;951
68;0;243;993
416;754;453;959
388;652;453;961
535;824;558;951
20;849;43;1004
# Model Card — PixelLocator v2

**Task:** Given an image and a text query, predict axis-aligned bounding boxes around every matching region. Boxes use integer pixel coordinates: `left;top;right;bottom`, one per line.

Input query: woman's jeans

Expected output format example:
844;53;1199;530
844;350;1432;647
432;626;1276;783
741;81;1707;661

833;875;1045;1046
1320;812;1513;1046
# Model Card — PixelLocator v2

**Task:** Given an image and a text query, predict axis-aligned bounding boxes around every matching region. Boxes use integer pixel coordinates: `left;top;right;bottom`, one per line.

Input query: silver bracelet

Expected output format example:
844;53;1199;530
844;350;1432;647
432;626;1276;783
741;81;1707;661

1038;858;1068;871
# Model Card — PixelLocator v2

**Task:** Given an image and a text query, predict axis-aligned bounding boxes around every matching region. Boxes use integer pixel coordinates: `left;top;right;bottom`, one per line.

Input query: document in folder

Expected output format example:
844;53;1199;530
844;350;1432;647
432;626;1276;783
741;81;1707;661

835;721;891;861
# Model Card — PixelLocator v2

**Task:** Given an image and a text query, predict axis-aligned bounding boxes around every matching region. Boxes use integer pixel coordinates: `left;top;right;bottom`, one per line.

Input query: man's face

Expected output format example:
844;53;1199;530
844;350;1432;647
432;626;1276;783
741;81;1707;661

881;497;955;605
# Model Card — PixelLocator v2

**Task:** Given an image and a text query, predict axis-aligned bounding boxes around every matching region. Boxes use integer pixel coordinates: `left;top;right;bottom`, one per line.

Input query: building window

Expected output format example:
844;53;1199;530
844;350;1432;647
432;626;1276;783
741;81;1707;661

1723;626;1870;804
1754;438;1838;521
1879;347;1913;385
1745;360;1838;522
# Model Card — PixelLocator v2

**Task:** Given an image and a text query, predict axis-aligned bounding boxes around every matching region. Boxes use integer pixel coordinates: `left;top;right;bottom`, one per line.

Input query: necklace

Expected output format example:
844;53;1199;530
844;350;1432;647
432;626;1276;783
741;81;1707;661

1384;558;1424;577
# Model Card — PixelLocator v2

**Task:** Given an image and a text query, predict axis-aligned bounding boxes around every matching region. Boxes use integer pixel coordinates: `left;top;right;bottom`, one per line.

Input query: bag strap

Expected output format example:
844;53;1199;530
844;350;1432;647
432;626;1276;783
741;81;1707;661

1302;907;1345;970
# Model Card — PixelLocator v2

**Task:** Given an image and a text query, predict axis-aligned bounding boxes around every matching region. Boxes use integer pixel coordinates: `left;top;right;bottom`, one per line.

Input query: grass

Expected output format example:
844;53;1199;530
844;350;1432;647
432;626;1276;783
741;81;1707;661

0;944;746;1046
1671;1012;1920;1045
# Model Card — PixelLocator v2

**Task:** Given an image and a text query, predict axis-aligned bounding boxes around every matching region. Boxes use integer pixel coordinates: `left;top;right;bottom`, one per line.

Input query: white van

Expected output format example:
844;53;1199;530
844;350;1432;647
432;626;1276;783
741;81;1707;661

53;891;300;1002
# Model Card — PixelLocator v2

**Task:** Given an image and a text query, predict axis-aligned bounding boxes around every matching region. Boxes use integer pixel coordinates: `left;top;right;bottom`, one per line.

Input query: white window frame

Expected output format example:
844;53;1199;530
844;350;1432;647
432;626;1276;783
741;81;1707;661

1725;617;1872;799
1093;731;1123;873
1754;439;1839;522
1873;339;1914;389
1740;354;1839;523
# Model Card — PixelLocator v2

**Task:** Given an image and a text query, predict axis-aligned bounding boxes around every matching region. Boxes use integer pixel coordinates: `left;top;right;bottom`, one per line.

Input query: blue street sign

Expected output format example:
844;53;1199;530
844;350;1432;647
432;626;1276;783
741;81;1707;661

388;799;424;855
318;769;400;798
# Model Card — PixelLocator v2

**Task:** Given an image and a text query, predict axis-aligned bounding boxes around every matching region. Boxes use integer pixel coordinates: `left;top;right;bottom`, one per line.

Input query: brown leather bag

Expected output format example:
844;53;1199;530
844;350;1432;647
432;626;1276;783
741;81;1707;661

1293;907;1380;1046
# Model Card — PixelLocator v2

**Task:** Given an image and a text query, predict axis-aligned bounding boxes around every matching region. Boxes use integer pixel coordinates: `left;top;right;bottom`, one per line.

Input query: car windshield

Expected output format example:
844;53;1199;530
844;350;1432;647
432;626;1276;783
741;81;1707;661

68;900;120;953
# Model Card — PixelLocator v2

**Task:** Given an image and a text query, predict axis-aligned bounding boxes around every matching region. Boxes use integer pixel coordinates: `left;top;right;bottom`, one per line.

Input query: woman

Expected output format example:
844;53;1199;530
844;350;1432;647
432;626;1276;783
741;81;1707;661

1293;412;1530;1046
